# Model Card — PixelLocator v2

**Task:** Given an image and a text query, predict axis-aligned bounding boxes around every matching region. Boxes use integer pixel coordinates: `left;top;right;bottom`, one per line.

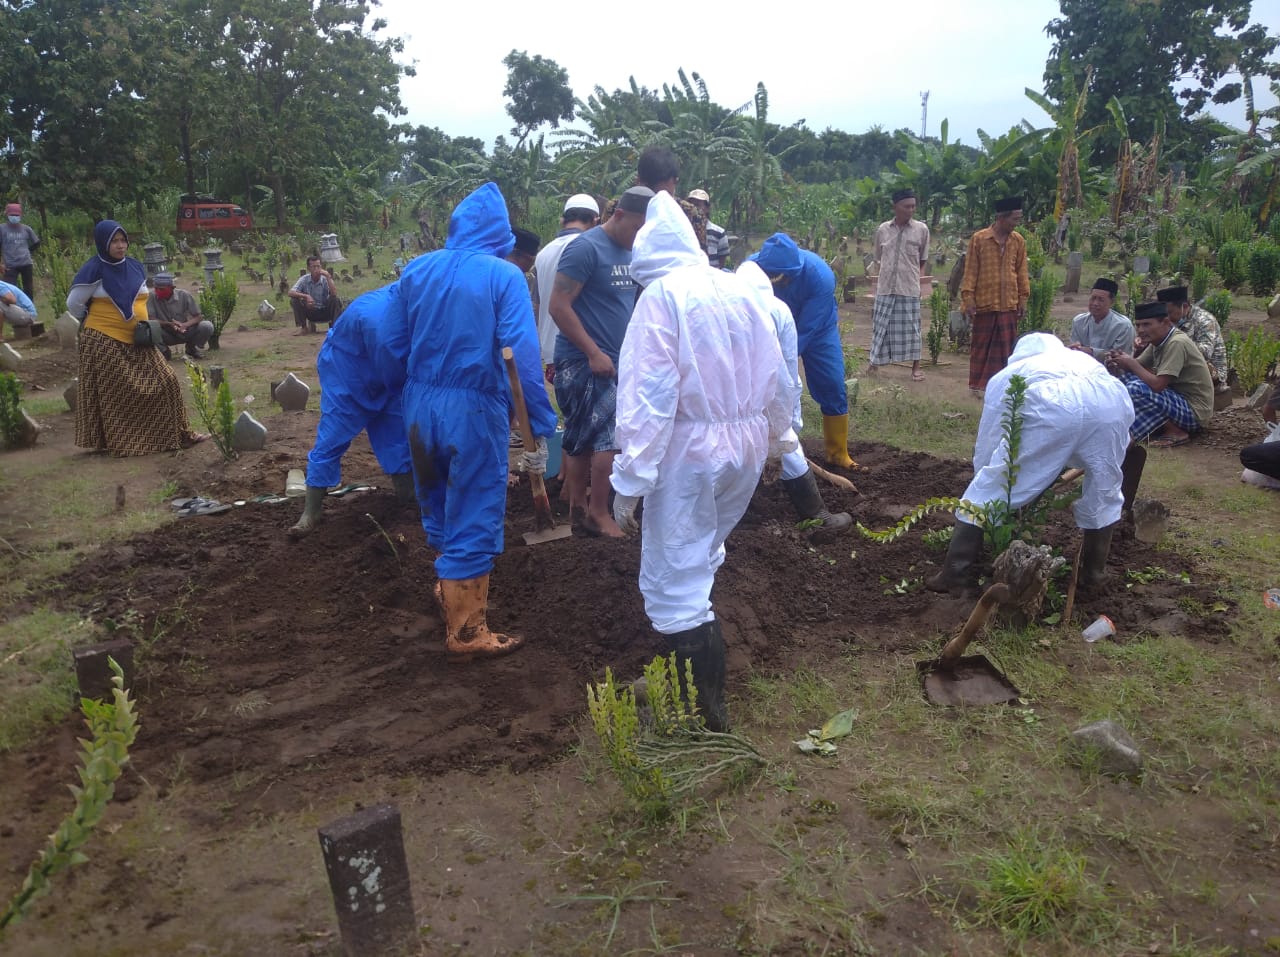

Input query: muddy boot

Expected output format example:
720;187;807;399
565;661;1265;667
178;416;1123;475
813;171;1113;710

821;414;855;469
782;469;852;542
670;618;729;732
390;471;416;506
1078;524;1117;591
1120;444;1146;517
287;486;327;539
925;520;984;593
439;575;524;663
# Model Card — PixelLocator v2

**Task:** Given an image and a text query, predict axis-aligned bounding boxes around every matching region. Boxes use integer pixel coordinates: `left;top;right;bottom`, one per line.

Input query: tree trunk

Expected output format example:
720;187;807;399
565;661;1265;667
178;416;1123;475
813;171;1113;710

272;170;286;229
179;119;196;198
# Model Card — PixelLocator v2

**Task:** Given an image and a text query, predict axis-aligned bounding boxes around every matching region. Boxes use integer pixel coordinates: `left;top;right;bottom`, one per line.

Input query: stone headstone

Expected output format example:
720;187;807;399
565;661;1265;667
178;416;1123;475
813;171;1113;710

142;242;168;279
318;804;417;957
0;342;21;372
257;300;277;322
1133;255;1150;275
208;366;224;391
63;378;78;412
203;248;225;286
273;372;311;411
1064;251;1084;294
8;409;40;448
318;233;345;264
232;411;267;451
1069;719;1143;777
72;638;135;700
1246;383;1272;410
55;312;80;350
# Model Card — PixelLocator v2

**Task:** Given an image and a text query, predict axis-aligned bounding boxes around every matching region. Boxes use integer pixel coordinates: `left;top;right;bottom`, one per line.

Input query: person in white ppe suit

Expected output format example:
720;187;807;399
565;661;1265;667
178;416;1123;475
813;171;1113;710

611;193;795;732
927;332;1135;593
737;260;851;540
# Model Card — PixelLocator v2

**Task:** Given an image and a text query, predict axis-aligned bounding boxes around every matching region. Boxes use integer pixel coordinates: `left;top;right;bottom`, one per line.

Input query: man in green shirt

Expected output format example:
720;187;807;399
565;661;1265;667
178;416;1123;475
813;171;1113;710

1106;301;1214;447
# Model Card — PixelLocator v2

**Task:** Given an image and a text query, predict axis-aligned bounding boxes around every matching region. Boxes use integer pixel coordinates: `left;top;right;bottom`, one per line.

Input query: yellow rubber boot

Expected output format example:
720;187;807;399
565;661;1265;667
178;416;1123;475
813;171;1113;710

822;414;855;469
439;575;524;663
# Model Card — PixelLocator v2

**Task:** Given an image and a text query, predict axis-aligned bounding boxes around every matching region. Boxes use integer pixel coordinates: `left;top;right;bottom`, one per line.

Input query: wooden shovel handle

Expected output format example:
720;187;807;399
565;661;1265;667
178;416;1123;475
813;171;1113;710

807;458;859;493
502;347;554;530
939;583;1012;664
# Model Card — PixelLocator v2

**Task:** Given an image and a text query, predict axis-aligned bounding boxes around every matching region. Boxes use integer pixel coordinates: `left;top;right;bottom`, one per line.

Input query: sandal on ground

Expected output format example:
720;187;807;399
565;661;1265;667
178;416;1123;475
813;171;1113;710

176;498;232;516
180;432;210;448
1148;434;1190;448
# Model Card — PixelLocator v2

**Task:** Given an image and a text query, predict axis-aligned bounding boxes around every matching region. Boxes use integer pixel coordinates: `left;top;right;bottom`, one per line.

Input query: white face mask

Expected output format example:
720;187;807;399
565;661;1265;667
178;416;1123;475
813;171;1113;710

6;216;19;225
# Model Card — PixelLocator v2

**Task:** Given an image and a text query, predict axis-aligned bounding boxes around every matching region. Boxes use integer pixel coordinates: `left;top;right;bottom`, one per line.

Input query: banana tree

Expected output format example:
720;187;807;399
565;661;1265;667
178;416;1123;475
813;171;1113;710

892;118;971;230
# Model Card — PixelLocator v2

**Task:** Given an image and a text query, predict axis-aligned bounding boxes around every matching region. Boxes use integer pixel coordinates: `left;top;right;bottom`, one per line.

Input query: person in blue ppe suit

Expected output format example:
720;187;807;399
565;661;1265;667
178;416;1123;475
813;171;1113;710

289;282;413;539
750;233;856;469
400;182;556;663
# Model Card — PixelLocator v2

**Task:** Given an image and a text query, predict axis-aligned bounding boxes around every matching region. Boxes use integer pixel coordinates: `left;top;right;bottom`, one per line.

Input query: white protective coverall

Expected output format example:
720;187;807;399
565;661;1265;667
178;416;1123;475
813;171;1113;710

961;332;1135;530
612;193;794;634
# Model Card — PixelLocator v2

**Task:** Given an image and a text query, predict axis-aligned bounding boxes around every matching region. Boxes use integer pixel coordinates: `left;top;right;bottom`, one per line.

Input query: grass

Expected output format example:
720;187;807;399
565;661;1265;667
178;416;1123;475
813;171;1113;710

0;607;89;750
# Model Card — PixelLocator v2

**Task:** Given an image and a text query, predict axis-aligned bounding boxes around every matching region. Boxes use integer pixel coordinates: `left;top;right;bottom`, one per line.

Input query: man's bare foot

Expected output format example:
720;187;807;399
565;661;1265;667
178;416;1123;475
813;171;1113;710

590;513;626;538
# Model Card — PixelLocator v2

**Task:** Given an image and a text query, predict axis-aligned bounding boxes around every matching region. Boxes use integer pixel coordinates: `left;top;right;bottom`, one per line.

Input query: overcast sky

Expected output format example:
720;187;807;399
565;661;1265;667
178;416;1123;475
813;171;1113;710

375;0;1280;151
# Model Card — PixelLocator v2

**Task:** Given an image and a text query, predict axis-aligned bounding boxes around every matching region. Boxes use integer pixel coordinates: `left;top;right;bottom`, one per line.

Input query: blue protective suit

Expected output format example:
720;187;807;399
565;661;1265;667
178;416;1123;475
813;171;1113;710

399;182;557;580
305;283;411;489
750;233;848;416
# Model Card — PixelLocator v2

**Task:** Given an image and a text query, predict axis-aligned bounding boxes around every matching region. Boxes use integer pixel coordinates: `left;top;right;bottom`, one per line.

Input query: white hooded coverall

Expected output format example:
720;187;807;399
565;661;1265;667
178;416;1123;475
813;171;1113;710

612;193;794;634
737;260;807;480
961;333;1135;530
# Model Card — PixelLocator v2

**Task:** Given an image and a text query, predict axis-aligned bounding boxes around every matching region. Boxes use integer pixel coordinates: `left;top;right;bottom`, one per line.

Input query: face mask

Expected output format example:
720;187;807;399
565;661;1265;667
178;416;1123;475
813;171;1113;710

6;216;18;225
155;287;174;301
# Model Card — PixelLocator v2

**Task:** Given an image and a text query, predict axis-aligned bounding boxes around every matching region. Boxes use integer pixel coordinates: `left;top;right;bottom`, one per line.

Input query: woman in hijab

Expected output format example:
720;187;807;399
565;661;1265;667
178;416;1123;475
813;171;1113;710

67;220;207;456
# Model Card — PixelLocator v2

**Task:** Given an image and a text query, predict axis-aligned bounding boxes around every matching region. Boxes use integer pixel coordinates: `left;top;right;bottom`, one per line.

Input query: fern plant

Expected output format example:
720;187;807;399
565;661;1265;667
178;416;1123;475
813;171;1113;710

927;284;949;364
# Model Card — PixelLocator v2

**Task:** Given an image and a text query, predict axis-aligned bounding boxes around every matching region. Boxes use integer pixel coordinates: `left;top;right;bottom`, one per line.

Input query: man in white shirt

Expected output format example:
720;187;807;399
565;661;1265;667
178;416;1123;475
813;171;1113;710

532;194;599;380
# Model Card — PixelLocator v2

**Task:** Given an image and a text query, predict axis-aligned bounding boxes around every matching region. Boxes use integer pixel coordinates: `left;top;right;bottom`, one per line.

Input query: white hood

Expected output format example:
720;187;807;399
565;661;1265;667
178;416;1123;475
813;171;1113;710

1008;332;1062;363
630;192;706;289
735;259;773;300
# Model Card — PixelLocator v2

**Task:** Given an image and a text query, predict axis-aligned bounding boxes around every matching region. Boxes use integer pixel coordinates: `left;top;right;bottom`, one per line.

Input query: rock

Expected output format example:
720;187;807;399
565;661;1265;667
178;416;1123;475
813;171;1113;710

55;312;80;350
1268;293;1280;320
273;372;311;412
257;300;276;322
1069;719;1144;777
1246;383;1272;410
63;378;78;412
0;342;20;372
5;409;40;449
232;411;267;451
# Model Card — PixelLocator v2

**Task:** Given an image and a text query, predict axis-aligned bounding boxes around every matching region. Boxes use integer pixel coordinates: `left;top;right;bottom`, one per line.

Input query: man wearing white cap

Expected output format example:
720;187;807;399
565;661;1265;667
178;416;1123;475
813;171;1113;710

686;189;729;268
532;193;599;378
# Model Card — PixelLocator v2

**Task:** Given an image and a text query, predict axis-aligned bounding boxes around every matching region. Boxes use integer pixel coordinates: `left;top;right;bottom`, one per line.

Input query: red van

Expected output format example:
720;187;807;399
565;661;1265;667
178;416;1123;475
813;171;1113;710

177;196;254;233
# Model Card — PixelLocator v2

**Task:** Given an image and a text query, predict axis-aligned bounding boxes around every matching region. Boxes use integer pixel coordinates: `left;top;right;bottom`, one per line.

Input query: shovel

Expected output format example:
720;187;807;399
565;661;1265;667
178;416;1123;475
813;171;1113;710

917;583;1021;706
502;347;571;546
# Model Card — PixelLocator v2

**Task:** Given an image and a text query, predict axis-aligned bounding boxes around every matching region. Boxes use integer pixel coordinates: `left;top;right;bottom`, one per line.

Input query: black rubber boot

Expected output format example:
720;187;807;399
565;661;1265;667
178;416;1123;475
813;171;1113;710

1121;444;1146;514
670;618;729;733
782;469;852;542
288;486;327;539
390;471;416;505
1079;524;1117;590
925;520;984;592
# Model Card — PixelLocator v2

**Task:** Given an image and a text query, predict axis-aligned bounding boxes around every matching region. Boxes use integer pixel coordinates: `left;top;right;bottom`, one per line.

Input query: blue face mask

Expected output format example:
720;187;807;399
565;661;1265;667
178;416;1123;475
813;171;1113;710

6;216;18;225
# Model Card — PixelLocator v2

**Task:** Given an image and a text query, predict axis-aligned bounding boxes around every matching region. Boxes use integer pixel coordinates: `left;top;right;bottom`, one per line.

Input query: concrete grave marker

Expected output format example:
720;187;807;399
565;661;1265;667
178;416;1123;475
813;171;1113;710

72;638;135;700
233;411;267;451
1063;251;1084;294
1069;719;1144;777
0;343;21;372
55;312;80;350
1133;255;1150;275
64;378;78;412
273;372;311;411
319;233;346;263
257;300;277;322
318;804;417;957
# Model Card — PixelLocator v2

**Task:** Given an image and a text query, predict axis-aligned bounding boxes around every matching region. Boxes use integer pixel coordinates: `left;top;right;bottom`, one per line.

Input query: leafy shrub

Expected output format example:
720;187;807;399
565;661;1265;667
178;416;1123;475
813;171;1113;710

1216;241;1250;289
199;270;240;339
1191;263;1212;302
1203;290;1231;328
1022;273;1057;336
0;373;21;450
1153;217;1177;257
1226;326;1280;394
927;284;949;364
1247;239;1280;296
186;365;236;461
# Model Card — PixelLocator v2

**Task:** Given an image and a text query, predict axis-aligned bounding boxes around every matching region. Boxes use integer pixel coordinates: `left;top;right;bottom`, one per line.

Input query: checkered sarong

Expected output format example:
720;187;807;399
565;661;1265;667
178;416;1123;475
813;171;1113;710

1122;372;1199;441
969;311;1019;390
75;327;195;456
868;294;921;364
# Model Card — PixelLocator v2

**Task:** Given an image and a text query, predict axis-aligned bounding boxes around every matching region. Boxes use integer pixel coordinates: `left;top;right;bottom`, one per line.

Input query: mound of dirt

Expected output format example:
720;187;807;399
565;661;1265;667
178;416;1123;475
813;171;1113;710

22;436;1227;819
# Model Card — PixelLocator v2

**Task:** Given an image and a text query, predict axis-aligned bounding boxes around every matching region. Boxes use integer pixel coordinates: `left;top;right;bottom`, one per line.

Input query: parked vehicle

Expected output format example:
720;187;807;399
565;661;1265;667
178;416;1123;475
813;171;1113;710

177;195;253;233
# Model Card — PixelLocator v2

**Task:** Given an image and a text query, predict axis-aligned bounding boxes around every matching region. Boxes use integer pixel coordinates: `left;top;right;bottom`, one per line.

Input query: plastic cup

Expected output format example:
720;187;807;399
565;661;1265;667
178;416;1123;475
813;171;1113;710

1081;615;1115;643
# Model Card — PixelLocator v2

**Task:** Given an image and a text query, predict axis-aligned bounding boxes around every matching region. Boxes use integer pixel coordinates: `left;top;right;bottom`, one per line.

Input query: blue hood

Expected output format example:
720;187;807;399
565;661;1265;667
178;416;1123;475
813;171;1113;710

446;183;515;257
752;232;802;278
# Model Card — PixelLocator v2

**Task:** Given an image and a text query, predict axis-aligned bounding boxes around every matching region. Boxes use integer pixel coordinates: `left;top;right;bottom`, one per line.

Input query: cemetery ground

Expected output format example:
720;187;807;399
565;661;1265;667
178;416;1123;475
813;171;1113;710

0;263;1278;956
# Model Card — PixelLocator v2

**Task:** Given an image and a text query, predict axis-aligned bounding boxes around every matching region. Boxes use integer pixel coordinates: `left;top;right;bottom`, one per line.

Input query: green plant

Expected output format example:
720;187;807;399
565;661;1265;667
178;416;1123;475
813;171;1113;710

0;372;22;450
1216;241;1249;290
927;284;948;364
1191;262;1212;302
1203;289;1231;327
42;242;82;316
186;364;236;460
199;270;240;340
1022;273;1057;335
1246;239;1280;296
1;658;139;934
1225;326;1280;394
1153;216;1177;257
1123;271;1144;320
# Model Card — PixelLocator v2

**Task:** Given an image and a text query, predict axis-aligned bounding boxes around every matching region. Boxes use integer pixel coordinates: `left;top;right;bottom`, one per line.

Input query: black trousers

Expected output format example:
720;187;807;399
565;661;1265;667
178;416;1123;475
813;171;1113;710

3;264;34;297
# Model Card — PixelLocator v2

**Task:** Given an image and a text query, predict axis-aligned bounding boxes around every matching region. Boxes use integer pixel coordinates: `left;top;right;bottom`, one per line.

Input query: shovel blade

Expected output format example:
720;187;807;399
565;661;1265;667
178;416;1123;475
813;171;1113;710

917;654;1020;707
522;523;573;546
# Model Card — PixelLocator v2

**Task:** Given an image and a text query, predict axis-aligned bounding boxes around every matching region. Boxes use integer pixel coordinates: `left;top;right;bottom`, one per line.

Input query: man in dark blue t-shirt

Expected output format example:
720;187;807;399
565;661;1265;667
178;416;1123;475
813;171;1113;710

549;185;653;537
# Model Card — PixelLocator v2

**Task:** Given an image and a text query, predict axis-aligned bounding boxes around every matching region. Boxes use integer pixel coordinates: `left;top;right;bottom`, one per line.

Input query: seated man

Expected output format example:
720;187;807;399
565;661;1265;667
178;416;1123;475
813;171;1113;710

1107;300;1214;447
147;272;213;359
1240;386;1280;484
1068;277;1132;360
1156;286;1230;395
928;333;1136;593
289;282;414;538
288;256;343;334
0;277;37;339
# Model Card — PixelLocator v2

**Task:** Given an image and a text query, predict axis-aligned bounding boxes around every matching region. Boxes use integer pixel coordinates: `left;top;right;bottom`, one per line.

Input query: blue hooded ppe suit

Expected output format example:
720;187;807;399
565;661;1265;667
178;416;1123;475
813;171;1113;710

305;283;411;488
399;183;557;581
750;233;847;416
